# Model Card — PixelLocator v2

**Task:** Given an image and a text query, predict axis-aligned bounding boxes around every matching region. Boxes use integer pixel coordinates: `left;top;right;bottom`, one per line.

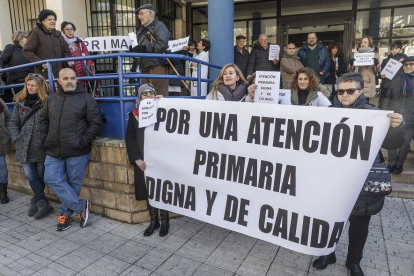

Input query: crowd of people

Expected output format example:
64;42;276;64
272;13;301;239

0;4;413;276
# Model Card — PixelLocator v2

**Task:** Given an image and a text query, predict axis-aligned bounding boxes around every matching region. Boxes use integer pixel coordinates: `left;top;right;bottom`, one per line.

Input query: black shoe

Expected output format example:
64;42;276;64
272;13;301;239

28;197;38;217
387;165;396;173
56;214;72;231
394;165;403;174
312;252;336;270
79;200;91;228
34;199;53;219
159;210;169;237
346;260;364;276
144;204;160;236
0;184;9;204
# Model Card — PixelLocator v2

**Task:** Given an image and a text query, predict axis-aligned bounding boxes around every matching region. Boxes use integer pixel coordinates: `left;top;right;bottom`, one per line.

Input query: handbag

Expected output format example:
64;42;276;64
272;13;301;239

362;163;392;195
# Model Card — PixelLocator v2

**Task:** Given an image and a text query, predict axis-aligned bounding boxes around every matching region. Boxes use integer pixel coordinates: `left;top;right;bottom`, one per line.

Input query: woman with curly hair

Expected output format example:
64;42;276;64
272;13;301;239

8;73;53;218
325;42;347;100
206;63;248;101
290;67;331;106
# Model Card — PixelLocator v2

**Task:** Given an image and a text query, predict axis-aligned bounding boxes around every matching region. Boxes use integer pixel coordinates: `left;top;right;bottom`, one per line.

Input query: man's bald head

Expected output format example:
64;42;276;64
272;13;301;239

58;68;77;92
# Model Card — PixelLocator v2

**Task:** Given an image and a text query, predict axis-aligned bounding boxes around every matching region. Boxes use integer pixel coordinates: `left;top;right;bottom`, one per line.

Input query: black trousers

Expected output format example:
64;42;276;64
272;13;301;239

347;215;371;264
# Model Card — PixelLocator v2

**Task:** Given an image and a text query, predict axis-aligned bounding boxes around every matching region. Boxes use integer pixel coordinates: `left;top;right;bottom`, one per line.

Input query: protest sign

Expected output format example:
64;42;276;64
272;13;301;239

144;99;390;256
168;36;190;53
380;59;403;80
128;32;138;48
254;71;280;104
279;89;291;105
354;53;375;66
139;99;158;128
83;36;130;52
269;45;280;60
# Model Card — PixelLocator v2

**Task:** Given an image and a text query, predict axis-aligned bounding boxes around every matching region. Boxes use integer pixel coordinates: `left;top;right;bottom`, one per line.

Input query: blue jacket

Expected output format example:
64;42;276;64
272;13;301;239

297;43;331;78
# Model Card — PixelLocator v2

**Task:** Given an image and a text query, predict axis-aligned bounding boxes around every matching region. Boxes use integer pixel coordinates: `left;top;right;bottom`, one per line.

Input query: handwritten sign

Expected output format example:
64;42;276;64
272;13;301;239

380;59;403;80
354;53;375;66
83;36;129;52
269;45;280;60
168;36;190;53
279;89;291;105
254;71;280;104
139;99;158;128
128;32;138;48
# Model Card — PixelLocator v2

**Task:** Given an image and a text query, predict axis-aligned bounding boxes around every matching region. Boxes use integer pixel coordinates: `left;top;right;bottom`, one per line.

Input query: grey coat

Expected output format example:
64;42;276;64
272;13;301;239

9;101;45;162
0;99;11;156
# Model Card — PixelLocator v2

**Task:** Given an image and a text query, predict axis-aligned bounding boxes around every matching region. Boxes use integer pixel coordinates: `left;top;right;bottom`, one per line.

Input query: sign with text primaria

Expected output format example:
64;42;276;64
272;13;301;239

83;36;130;52
144;99;390;255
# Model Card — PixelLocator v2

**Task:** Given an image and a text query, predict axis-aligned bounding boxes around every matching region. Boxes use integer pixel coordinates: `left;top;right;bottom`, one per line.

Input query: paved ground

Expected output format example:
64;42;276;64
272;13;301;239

0;190;413;276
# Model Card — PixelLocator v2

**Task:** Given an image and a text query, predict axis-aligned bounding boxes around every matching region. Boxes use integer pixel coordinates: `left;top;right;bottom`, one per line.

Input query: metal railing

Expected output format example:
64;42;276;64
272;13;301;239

0;53;221;139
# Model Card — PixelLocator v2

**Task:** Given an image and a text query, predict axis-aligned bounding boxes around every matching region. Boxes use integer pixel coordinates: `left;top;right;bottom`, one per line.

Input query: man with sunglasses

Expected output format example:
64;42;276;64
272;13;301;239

382;56;414;174
313;72;404;276
40;68;102;231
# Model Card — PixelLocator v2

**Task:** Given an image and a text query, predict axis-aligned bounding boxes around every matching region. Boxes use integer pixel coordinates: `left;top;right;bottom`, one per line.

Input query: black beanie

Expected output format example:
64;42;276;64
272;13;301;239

38;9;57;22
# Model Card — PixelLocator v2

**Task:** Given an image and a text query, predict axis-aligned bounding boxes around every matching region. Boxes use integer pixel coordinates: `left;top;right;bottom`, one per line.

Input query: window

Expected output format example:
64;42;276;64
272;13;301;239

281;0;351;16
357;0;414;9
393;7;414;37
356;9;391;39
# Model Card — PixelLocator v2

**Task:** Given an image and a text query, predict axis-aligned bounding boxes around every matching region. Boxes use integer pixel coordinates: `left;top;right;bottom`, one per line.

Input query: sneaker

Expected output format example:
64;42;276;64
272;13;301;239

56;214;72;231
79;200;91;228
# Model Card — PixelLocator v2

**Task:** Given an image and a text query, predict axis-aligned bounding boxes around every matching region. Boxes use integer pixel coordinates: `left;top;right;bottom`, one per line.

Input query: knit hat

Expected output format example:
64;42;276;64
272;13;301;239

135;4;154;15
38;9;57;22
138;83;156;98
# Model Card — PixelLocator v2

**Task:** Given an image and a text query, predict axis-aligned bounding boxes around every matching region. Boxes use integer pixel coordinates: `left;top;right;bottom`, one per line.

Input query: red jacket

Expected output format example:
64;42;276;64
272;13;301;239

65;38;94;85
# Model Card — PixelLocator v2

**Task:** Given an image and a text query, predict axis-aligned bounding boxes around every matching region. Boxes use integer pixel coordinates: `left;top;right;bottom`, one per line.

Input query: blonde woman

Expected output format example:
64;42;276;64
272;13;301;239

8;73;53;218
206;63;248;101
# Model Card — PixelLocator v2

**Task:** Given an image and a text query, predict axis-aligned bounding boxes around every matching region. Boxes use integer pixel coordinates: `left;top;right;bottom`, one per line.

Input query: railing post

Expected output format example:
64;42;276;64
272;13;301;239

47;62;55;93
118;55;126;139
197;62;201;97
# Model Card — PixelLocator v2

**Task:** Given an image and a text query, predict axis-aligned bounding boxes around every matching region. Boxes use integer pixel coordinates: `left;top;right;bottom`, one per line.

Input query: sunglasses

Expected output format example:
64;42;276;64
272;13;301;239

141;90;156;96
28;73;42;78
337;89;360;95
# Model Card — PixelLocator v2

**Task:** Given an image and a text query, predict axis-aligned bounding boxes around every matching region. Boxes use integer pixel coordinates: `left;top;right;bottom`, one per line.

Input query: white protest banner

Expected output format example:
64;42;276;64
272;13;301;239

279;89;291;105
128;32;138;48
269;45;280;60
83;36;130;52
381;59;403;80
168;36;190;53
138;99;158;128
254;71;280;104
354;53;375;66
144;99;391;256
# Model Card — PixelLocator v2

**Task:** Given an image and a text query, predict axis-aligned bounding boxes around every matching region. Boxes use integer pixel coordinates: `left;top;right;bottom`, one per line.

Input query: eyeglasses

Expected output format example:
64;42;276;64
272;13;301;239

337;89;360;95
28;73;41;78
141;90;156;96
64;28;74;31
403;63;414;67
138;11;149;16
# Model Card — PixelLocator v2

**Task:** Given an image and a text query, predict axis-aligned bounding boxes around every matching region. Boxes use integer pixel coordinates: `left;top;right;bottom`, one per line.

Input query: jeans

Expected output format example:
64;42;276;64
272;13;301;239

388;127;414;166
347;215;371;264
22;162;46;200
0;155;8;183
44;154;90;217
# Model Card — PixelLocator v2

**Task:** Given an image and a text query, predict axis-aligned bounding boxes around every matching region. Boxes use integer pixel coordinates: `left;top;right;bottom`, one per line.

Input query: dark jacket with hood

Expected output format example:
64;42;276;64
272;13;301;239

333;94;404;216
133;19;170;72
297;42;331;78
0;42;33;84
23;22;69;78
234;46;249;77
39;84;102;158
246;43;279;76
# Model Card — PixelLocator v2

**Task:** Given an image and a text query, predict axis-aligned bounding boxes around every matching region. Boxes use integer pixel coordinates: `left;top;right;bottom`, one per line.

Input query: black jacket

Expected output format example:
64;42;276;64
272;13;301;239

234;46;249;78
133;19;170;72
325;56;346;85
125;111;147;201
333;94;404;216
1;43;33;84
246;43;279;76
380;53;407;90
40;84;102;158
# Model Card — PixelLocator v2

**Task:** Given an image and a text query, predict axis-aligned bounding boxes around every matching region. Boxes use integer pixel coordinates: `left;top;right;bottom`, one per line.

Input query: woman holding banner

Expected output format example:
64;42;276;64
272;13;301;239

349;36;381;101
125;84;170;237
206;63;248;101
313;72;404;276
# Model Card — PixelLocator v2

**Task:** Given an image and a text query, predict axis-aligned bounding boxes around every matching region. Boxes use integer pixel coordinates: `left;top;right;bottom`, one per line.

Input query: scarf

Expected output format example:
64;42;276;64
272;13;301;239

63;34;78;53
357;47;375;53
400;72;414;97
24;94;40;108
217;83;247;101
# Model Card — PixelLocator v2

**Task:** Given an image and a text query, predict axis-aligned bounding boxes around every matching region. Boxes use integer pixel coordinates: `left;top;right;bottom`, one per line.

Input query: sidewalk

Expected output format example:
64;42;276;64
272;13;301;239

0;190;413;276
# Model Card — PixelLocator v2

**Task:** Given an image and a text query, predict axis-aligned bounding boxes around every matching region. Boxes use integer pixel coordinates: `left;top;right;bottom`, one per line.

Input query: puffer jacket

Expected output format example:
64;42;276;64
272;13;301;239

382;71;414;127
39;84;102;158
0;43;33;84
352;50;381;99
23;23;69;78
280;51;303;89
333;94;404;216
246;43;279;76
134;19;170;72
65;37;94;86
0;98;11;156
291;88;331;107
297;42;331;78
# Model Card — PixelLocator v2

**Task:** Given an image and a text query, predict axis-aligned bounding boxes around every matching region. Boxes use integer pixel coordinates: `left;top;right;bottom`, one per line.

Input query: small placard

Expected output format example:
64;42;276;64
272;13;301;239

380;59;403;80
138;99;159;128
354;53;375;66
254;71;280;104
268;45;280;60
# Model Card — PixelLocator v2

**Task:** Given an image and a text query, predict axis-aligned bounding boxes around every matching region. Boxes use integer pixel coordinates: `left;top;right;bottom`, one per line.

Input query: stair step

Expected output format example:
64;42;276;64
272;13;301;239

388;183;414;199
